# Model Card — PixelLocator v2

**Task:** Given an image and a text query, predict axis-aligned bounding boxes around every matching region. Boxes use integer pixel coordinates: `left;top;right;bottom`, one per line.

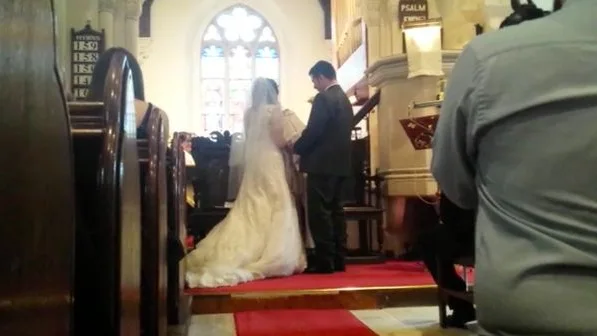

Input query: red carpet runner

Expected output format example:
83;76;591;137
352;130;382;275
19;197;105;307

186;262;474;295
235;309;377;336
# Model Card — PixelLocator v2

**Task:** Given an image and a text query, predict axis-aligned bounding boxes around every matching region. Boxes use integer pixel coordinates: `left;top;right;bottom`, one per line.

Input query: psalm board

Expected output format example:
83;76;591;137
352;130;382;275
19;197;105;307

398;0;429;26
70;24;105;100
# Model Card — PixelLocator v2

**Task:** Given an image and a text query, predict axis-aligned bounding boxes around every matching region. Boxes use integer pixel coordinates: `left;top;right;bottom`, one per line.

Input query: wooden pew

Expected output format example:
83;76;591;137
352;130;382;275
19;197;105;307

137;107;169;336
69;52;142;336
167;133;192;331
88;47;189;334
0;1;76;335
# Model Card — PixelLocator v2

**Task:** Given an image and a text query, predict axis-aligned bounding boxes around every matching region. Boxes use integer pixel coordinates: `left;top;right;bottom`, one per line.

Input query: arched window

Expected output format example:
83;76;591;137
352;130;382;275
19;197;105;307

200;6;280;134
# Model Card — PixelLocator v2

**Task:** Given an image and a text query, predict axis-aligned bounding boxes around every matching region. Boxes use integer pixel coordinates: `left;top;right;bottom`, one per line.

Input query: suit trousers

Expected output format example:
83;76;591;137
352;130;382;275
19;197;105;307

306;174;347;268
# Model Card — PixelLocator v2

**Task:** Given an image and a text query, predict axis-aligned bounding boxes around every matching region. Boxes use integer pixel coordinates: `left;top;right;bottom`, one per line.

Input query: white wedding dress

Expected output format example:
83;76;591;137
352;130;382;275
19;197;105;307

185;87;307;288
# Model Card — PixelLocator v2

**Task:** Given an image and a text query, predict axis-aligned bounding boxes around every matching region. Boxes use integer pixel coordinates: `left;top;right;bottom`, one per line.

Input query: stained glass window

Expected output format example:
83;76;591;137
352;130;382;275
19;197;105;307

201;46;225;79
201;79;225;132
200;5;280;134
255;47;279;81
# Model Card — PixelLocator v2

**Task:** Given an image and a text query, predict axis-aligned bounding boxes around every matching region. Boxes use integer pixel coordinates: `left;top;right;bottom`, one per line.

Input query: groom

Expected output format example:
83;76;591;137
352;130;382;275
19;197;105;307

291;61;354;273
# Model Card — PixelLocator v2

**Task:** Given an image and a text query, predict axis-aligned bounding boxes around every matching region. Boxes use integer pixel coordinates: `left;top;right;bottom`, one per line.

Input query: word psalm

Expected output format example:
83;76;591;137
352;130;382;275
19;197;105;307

398;0;428;26
400;4;426;11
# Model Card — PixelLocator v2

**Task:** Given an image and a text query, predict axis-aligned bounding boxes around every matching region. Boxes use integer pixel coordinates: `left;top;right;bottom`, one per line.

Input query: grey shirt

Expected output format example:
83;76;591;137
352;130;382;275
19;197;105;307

431;1;597;334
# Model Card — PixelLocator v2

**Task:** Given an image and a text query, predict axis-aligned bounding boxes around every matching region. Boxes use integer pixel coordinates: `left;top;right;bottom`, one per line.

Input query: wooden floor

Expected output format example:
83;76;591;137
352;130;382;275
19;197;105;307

190;284;439;314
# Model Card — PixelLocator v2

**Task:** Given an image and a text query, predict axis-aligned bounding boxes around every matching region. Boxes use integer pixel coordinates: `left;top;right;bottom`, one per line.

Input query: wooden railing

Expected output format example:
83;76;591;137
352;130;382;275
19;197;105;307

353;90;380;127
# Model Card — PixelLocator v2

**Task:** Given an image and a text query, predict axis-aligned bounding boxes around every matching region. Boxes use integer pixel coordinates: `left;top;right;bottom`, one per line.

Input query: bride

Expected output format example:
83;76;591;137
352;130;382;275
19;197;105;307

185;78;307;288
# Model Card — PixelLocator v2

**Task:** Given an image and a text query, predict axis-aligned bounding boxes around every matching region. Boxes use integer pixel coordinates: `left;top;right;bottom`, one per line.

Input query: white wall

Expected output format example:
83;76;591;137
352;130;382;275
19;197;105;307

142;0;332;132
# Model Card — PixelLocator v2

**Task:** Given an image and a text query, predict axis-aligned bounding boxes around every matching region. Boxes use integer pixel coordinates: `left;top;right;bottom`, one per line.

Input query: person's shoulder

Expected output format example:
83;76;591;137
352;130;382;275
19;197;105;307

467;17;561;62
313;91;326;99
322;85;344;96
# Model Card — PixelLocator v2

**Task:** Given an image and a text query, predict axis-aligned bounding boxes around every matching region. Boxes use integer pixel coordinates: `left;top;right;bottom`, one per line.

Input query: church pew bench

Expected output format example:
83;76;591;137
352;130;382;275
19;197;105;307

87;46;190;334
68;52;142;336
137;107;170;336
166;133;193;333
0;0;76;334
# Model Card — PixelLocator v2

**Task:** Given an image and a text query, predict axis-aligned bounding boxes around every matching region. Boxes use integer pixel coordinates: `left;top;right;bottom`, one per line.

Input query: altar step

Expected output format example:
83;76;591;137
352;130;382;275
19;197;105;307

186;262;440;314
346;254;386;264
189;284;438;314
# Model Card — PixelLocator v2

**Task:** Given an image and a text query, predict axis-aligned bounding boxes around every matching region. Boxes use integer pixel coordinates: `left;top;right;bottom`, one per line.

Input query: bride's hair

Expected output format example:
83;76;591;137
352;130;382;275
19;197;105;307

266;78;279;96
250;77;279;107
243;77;280;136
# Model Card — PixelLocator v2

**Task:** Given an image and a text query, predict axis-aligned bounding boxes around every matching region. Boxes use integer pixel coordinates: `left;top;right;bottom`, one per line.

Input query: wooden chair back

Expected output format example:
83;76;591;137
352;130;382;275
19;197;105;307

189;131;234;208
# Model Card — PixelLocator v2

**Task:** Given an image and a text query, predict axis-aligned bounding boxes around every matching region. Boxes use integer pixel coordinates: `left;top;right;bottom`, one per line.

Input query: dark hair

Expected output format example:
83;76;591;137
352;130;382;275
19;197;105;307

87;47;145;101
179;132;193;142
308;60;336;80
266;78;279;95
500;0;549;28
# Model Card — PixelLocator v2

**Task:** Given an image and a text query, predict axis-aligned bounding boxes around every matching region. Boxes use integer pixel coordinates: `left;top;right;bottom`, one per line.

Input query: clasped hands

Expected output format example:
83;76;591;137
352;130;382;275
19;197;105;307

286;134;301;152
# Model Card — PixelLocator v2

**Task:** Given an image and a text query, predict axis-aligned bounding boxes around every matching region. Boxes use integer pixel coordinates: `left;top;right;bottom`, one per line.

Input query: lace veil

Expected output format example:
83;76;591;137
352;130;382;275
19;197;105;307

227;78;280;199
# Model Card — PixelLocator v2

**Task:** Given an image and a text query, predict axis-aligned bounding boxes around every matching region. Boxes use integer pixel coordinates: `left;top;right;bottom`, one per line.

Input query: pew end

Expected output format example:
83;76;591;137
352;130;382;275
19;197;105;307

1;1;76;334
68;52;142;336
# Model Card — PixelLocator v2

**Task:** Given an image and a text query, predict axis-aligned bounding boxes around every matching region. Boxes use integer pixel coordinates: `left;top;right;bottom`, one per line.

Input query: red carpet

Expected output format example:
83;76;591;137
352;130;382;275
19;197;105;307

185;261;475;295
235;309;377;336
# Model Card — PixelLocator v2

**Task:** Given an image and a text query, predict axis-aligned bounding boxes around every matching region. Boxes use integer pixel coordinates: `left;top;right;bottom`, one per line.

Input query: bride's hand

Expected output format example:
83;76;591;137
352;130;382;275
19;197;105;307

286;139;299;153
286;134;301;150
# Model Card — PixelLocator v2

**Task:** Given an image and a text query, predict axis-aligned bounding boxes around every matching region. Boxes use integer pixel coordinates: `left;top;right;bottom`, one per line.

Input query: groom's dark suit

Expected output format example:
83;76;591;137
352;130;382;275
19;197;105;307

293;84;354;272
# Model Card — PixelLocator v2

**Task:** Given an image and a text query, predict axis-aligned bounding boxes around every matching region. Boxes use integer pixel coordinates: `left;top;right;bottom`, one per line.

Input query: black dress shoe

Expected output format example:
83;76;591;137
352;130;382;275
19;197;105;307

304;264;335;274
306;254;317;267
334;262;346;272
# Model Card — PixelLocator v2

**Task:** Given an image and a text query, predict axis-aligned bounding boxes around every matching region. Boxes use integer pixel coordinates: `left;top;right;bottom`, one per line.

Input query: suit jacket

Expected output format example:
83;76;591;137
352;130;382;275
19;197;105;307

293;85;353;176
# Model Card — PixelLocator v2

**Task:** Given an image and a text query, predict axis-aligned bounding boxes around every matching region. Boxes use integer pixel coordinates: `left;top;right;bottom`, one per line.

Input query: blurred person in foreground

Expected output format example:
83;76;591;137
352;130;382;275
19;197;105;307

417;0;551;329
432;0;597;334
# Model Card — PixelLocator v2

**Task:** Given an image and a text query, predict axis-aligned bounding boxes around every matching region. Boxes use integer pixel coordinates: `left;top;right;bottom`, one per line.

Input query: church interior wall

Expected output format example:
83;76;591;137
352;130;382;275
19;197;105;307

142;0;332;132
50;0;545;255
53;0;525;132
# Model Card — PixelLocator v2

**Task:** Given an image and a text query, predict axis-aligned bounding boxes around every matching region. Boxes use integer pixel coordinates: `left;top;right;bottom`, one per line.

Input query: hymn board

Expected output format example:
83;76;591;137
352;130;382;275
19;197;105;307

398;0;429;26
70;24;105;100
